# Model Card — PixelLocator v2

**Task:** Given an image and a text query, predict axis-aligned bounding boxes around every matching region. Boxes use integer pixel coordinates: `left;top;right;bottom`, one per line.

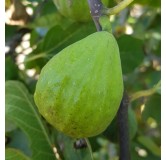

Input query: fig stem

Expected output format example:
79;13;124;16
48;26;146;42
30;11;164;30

88;0;133;31
117;93;131;160
102;0;133;16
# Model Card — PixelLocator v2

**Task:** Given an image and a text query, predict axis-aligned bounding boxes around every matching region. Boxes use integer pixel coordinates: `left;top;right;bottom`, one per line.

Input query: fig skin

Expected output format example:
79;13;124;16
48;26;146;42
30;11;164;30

53;0;109;22
34;31;123;138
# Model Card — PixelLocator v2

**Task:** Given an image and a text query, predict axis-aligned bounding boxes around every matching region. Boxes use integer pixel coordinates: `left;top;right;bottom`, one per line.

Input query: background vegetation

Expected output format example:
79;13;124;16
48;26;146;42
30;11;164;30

5;0;161;159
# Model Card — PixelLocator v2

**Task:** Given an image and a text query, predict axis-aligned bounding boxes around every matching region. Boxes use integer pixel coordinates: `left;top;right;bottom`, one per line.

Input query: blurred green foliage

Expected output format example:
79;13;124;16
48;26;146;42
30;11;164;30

5;0;160;159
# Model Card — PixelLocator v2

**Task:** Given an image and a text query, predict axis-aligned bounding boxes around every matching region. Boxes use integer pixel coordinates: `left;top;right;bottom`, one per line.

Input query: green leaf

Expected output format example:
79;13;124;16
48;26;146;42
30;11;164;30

5;148;30;160
93;137;118;159
142;93;161;124
26;0;40;2
107;0;117;8
5;119;17;132
24;22;96;69
103;116;118;143
144;72;161;91
128;107;137;139
29;30;40;47
137;136;161;156
131;142;160;160
5;24;18;41
57;133;93;160
5;56;19;81
117;35;144;74
133;9;160;38
39;0;58;16
5;81;56;160
133;0;160;8
28;12;73;30
6;129;31;156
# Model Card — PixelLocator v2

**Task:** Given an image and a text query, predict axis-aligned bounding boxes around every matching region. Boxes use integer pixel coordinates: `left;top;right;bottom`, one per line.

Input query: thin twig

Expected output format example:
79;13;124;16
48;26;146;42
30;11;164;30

103;0;133;16
130;80;161;102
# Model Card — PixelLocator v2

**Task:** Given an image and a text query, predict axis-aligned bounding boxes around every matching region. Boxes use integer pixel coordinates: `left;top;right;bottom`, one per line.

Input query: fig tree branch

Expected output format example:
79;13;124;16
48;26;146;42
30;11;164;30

117;93;131;160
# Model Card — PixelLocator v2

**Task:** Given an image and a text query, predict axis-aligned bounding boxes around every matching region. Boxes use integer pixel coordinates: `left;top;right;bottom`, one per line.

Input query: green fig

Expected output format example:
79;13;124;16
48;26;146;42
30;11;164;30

53;0;109;22
34;31;123;138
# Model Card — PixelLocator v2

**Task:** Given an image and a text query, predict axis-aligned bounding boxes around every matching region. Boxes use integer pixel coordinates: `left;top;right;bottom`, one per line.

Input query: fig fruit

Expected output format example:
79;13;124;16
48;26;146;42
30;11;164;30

53;0;109;22
34;31;123;138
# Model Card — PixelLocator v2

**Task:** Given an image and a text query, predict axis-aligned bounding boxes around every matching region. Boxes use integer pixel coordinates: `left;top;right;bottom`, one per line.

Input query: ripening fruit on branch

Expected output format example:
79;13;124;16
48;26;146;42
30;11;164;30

53;0;109;22
34;31;123;138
